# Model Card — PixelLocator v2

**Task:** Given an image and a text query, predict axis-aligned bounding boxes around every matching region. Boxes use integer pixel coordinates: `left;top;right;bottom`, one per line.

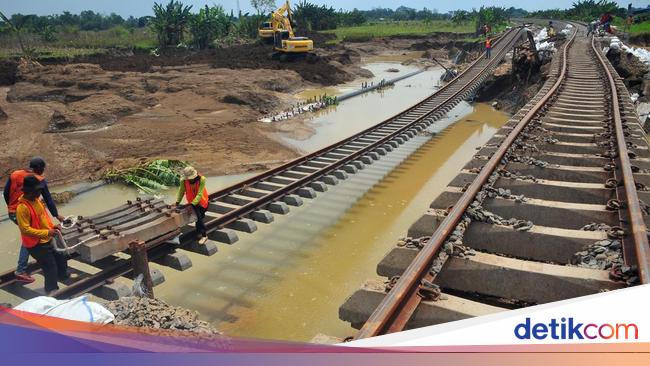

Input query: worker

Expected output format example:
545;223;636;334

3;157;64;283
485;37;492;59
547;21;556;38
600;12;613;34
176;166;209;245
587;20;599;36
624;15;633;33
16;175;68;295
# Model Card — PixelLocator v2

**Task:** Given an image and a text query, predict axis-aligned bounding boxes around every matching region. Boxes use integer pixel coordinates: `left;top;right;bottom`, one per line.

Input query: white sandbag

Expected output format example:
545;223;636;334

14;296;115;324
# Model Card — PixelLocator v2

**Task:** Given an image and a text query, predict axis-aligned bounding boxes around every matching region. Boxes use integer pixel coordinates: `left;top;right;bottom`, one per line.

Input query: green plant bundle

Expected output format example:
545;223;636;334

104;159;190;193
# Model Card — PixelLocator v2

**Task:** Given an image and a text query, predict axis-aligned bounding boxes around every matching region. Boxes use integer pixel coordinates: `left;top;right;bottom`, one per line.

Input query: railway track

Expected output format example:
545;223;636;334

0;27;527;302
340;23;650;338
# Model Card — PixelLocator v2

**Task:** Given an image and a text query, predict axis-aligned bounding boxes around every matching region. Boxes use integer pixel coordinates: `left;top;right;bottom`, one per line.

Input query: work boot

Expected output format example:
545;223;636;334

14;272;35;284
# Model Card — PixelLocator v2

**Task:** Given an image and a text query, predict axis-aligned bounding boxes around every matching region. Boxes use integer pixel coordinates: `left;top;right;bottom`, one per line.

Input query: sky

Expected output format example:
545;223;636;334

0;0;647;17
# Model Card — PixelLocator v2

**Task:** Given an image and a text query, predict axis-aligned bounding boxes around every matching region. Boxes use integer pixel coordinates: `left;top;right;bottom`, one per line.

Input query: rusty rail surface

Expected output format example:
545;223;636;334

354;23;650;339
354;26;576;338
591;36;650;283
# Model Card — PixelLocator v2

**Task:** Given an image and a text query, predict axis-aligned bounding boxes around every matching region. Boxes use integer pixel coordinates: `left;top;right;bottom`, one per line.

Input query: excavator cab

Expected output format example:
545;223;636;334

273;31;312;54
258;21;274;42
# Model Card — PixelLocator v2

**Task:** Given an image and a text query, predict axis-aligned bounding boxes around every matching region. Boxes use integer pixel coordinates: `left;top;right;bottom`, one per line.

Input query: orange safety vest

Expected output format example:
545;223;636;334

184;177;209;209
7;170;44;213
485;39;492;48
19;198;54;248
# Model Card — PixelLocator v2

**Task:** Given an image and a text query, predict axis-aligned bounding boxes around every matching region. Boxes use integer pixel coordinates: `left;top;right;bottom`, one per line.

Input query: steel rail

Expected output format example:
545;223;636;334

196;27;524;238
354;25;578;339
591;35;650;283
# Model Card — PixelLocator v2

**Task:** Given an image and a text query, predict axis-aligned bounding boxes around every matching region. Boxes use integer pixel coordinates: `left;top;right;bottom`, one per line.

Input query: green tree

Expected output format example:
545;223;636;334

251;0;277;15
190;5;231;49
151;0;193;47
293;1;337;31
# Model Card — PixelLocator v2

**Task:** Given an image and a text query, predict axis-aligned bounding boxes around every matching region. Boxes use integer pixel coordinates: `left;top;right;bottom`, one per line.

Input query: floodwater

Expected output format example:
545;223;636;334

288;62;448;152
155;103;509;341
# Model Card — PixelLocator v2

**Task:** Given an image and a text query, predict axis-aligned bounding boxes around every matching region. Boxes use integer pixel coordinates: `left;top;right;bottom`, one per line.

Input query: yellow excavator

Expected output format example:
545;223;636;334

266;0;314;60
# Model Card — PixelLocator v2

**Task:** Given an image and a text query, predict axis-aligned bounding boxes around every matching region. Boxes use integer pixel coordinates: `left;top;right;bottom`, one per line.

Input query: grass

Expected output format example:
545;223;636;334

322;20;476;44
0;26;156;60
0;47;105;59
611;19;650;35
630;20;650;36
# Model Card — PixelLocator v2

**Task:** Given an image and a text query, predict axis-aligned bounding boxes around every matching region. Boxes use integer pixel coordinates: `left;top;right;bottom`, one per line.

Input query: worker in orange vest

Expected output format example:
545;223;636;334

15;175;68;295
175;166;209;244
3;157;65;283
485;37;492;59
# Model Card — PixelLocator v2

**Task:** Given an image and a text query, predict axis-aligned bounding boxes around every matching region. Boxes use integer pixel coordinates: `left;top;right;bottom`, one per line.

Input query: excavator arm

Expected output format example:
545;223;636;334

270;1;295;38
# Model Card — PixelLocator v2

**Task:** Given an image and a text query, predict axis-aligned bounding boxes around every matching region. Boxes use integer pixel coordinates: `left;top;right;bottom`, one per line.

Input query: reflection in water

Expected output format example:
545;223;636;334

155;103;509;341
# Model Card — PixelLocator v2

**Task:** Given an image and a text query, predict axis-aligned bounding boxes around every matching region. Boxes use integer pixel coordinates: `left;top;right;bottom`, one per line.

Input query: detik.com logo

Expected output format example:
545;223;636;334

514;318;638;340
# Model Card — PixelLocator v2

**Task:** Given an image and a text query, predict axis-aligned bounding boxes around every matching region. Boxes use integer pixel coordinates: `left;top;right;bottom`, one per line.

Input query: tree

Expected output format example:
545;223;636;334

338;9;366;27
151;0;193;47
451;10;471;24
251;0;277;15
293;1;337;31
190;5;230;49
0;11;35;59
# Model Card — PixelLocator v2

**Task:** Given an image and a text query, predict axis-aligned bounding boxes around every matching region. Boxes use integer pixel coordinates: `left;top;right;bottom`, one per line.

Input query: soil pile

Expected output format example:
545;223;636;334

62;43;354;86
104;297;221;335
630;33;650;47
0;60;17;85
0;61;300;183
475;37;553;115
607;47;649;102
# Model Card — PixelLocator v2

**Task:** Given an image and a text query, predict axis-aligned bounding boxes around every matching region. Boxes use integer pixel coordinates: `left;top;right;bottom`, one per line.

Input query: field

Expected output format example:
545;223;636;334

0;27;156;59
630;21;650;35
322;20;476;43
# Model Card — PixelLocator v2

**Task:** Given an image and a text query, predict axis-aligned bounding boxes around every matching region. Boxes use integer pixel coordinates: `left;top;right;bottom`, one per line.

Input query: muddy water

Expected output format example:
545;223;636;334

153;103;509;341
288;62;447;152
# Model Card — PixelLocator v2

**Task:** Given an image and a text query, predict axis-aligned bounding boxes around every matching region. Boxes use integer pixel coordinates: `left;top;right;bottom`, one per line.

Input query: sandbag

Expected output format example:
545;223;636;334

14;296;115;324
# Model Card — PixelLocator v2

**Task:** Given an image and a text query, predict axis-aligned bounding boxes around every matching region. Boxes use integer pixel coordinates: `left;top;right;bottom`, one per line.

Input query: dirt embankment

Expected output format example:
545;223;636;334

475;33;563;114
0;35;461;186
606;46;649;102
629;33;650;47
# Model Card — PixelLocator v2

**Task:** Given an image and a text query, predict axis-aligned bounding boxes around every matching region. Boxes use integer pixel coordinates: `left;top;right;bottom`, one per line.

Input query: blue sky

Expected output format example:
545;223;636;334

0;0;647;17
